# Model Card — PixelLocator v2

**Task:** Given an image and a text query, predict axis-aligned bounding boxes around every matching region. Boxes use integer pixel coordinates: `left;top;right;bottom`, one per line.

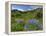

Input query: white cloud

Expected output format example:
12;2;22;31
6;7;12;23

30;6;42;9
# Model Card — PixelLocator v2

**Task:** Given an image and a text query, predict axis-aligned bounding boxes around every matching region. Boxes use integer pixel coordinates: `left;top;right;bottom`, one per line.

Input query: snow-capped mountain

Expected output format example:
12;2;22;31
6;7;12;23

11;4;43;12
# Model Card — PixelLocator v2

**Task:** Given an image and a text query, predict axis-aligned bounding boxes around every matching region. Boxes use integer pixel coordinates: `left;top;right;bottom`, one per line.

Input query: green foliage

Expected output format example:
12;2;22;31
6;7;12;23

15;24;24;31
28;24;38;30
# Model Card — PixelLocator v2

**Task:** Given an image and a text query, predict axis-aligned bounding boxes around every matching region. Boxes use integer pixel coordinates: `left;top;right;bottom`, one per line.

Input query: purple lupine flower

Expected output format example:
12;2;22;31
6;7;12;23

28;19;39;24
16;19;24;23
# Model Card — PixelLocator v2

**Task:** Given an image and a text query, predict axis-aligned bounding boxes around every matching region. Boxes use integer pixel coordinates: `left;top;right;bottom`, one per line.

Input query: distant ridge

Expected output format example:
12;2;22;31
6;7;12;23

11;8;43;12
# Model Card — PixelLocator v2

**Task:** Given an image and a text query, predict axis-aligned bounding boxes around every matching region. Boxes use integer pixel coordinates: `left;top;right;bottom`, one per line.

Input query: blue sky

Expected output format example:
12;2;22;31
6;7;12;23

11;4;42;11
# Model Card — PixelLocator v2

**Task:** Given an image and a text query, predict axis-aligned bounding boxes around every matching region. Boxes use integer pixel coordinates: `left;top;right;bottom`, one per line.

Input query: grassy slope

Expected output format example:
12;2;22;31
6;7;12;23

11;8;43;32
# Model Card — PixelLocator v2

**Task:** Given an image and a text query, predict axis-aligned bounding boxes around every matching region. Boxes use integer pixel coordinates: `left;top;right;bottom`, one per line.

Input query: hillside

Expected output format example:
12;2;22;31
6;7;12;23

11;8;43;32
